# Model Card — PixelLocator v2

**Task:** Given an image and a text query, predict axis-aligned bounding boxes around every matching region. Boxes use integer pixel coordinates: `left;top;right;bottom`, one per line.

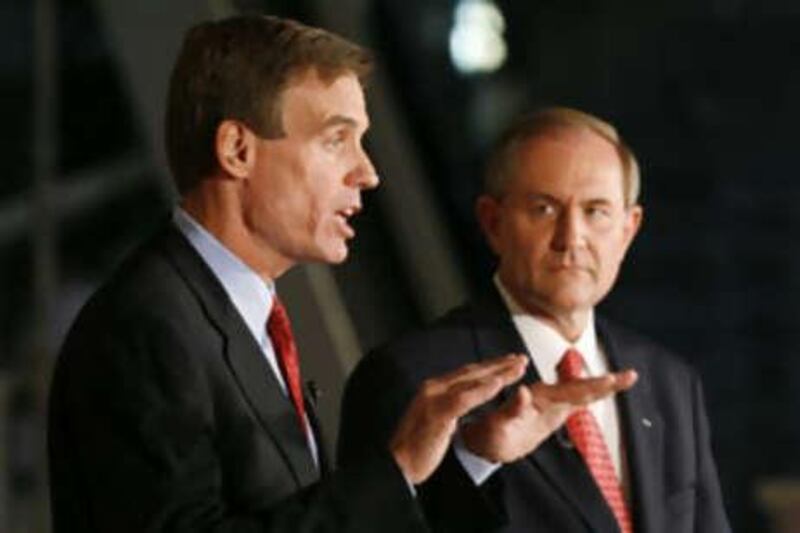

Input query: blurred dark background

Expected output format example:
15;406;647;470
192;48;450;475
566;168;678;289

2;0;799;531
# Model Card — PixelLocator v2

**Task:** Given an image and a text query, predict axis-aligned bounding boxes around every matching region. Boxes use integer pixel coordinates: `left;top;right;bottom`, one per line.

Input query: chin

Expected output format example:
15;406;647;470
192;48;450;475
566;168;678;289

548;290;595;312
320;243;350;265
328;252;349;264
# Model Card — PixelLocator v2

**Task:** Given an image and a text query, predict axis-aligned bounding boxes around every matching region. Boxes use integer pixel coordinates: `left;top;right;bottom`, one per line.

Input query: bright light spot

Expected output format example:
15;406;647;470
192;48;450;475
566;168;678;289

449;0;508;75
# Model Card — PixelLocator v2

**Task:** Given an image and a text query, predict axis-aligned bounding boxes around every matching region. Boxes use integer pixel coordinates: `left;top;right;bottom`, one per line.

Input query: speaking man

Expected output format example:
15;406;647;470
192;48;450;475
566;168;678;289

48;18;636;533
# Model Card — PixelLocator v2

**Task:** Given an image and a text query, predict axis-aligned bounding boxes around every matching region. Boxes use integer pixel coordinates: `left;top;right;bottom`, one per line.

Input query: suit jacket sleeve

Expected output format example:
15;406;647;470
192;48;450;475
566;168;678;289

49;305;427;533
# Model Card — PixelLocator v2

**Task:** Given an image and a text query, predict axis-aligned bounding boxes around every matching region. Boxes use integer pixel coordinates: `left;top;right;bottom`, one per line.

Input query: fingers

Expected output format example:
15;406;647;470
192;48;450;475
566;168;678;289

433;353;527;390
534;401;575;434
500;383;533;420
614;369;638;389
461;383;566;463
388;354;528;484
419;354;527;418
459;368;639;465
431;362;524;420
530;369;638;407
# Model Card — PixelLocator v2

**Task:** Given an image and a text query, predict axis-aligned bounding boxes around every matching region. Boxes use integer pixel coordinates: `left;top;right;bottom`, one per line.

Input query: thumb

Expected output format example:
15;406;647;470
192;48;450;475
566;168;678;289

541;401;577;432
502;386;530;418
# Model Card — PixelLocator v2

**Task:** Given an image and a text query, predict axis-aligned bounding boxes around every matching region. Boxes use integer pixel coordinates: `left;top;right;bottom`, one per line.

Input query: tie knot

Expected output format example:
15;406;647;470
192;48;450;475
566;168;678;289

558;348;585;381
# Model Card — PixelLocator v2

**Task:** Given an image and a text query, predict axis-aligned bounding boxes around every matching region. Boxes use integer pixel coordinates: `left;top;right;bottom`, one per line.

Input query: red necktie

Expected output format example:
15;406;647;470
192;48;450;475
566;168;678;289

558;348;633;533
267;297;307;431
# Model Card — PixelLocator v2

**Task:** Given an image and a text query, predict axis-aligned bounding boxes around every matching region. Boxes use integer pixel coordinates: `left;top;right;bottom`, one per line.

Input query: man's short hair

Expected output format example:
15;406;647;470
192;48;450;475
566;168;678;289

484;107;641;206
165;15;373;195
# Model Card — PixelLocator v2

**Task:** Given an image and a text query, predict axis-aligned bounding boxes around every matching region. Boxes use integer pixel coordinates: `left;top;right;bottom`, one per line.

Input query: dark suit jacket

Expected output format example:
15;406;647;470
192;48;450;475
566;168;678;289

338;286;731;533
48;223;426;532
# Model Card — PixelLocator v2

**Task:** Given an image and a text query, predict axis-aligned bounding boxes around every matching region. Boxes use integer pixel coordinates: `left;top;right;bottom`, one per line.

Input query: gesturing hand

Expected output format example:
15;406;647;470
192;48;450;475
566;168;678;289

461;370;638;463
389;354;528;485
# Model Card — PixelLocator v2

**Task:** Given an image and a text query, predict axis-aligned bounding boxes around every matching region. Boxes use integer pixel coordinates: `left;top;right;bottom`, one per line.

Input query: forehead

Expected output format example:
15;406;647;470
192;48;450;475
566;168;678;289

279;69;369;133
511;128;626;201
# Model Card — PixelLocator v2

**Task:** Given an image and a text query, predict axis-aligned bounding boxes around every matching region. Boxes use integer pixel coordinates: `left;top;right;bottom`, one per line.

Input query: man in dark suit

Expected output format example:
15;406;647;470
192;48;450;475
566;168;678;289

339;108;731;532
48;18;636;532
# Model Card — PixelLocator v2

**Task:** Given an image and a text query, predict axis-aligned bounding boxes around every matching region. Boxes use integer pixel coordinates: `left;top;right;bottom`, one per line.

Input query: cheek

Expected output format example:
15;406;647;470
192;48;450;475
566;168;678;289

304;160;342;226
505;233;546;279
291;165;329;232
503;216;539;247
516;227;548;261
595;238;629;276
308;190;340;238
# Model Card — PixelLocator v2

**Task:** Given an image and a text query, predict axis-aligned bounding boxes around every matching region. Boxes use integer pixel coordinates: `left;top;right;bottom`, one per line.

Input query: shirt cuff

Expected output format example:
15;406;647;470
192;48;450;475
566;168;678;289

404;476;417;497
392;458;418;497
453;434;501;486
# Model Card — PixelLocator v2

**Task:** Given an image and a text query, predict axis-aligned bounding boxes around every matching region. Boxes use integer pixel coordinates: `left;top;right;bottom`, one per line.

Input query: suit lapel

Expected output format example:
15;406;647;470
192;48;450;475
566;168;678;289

468;287;619;532
305;382;331;476
598;318;665;532
224;321;319;487
156;224;318;488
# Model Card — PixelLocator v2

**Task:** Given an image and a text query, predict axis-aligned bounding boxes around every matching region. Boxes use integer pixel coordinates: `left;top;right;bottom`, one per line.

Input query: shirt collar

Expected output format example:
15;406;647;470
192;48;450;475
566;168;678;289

493;274;602;383
173;207;274;345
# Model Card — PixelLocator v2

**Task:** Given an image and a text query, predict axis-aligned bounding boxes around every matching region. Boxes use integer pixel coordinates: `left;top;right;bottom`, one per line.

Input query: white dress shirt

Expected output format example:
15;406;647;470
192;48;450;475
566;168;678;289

494;276;626;483
173;208;319;467
456;275;628;489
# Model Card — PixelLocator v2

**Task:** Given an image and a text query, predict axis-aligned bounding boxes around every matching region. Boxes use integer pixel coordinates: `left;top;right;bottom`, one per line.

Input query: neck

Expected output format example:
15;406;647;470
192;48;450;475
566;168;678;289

534;310;590;343
495;276;591;342
181;180;293;281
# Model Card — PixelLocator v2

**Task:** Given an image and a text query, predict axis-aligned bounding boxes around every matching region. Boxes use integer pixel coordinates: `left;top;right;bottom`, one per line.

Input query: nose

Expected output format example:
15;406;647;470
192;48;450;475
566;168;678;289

551;206;585;252
346;145;380;190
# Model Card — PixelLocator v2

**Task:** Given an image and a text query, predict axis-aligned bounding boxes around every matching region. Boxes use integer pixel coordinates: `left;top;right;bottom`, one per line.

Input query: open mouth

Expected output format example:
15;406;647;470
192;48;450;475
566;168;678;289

335;206;359;238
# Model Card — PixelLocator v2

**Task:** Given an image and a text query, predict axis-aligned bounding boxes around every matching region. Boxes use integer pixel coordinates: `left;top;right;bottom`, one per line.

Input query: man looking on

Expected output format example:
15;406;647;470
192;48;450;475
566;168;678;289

339;107;730;532
48;18;635;533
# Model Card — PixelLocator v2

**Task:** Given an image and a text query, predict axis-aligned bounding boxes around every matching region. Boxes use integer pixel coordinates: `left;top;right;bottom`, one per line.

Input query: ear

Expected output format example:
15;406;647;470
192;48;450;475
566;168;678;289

215;119;256;179
476;194;504;254
621;204;643;251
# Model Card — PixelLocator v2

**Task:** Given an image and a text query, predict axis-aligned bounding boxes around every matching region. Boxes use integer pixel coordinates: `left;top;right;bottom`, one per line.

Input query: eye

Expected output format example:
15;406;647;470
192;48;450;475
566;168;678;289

585;204;612;221
324;129;348;150
530;202;557;217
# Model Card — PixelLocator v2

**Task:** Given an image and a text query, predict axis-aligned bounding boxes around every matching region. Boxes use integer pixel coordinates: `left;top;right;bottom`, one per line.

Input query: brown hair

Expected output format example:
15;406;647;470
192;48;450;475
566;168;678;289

165;15;372;194
484;107;641;206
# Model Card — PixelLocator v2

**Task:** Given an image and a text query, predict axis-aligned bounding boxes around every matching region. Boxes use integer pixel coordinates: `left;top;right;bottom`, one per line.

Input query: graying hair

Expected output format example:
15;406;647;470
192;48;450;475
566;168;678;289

484;107;641;206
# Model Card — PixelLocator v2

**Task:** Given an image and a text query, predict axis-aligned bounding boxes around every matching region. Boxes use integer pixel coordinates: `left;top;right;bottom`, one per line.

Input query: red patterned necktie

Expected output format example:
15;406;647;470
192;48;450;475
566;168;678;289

267;297;307;431
557;348;633;533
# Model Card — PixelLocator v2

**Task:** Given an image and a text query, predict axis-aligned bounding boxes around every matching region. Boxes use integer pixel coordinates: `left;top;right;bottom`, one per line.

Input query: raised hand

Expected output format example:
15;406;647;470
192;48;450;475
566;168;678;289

461;370;638;463
390;354;528;484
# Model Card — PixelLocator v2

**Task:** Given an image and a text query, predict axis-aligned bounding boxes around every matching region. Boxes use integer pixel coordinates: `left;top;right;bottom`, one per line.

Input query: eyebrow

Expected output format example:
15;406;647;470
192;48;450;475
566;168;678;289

584;198;613;206
321;114;362;129
523;193;614;205
523;192;559;203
